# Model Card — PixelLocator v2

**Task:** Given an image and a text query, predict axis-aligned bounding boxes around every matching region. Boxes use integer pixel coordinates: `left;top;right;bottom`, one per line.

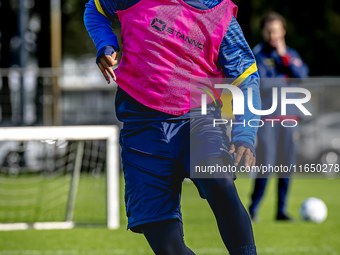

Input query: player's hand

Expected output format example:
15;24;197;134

229;144;256;170
97;52;118;84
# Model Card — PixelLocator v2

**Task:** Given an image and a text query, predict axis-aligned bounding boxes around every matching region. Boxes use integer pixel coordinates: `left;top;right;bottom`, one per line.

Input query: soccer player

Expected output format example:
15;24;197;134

249;12;309;222
84;0;261;254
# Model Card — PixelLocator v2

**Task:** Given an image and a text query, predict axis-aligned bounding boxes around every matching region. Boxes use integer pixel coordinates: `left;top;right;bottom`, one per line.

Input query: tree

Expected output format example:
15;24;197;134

234;0;340;76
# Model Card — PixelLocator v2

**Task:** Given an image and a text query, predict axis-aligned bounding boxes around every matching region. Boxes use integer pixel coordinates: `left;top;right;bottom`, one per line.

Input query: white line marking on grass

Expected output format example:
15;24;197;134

33;222;75;230
0;223;29;231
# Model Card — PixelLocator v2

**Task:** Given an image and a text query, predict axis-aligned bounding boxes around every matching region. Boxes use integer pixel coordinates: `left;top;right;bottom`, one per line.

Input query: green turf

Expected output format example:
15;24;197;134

0;173;72;223
0;174;107;224
0;176;339;255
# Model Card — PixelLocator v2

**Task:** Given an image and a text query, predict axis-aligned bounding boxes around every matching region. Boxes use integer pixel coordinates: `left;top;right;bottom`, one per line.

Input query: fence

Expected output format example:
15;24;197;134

0;67;121;127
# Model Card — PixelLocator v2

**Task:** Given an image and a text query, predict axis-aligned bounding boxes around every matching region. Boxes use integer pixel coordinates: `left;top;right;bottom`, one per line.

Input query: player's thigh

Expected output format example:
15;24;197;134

177;116;236;198
180;116;234;179
191;156;237;199
120;122;183;232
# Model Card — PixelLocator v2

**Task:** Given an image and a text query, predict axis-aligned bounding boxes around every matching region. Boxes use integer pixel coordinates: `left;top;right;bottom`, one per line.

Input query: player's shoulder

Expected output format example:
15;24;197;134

98;0;140;14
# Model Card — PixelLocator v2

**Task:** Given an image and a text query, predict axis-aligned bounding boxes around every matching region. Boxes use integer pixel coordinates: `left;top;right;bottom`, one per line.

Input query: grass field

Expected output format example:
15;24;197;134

0;176;339;255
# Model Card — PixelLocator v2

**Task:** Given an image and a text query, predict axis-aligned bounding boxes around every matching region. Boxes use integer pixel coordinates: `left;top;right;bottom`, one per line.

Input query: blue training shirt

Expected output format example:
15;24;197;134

84;0;261;155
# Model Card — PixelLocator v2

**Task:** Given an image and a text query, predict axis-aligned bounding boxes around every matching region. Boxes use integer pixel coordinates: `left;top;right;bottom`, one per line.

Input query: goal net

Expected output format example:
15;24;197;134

0;126;120;231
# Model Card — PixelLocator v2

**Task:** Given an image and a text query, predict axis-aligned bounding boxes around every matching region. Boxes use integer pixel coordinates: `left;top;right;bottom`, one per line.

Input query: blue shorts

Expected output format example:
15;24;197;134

119;115;234;233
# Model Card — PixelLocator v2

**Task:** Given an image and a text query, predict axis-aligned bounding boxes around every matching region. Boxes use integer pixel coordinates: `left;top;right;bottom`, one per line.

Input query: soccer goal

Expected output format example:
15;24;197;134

0;125;120;231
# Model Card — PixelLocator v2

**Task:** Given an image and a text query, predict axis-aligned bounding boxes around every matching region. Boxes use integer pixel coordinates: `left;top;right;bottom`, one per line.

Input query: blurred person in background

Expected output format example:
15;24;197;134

249;12;309;222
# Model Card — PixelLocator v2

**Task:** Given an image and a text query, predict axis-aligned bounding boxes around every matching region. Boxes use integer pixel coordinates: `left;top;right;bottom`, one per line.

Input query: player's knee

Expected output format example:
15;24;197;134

196;177;236;200
141;220;190;255
211;177;236;196
150;242;190;255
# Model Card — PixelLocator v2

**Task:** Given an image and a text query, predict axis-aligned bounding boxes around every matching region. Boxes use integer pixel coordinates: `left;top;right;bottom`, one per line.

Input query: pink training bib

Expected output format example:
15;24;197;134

116;0;237;115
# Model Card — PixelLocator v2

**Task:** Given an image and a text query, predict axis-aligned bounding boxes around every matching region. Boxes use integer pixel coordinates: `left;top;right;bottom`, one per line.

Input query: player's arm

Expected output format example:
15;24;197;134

84;0;122;83
229;72;260;169
217;17;261;169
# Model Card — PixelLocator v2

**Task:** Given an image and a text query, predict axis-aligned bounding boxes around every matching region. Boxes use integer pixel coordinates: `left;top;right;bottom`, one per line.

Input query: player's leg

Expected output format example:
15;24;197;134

140;219;195;255
185;115;257;254
120;120;195;254
194;157;256;255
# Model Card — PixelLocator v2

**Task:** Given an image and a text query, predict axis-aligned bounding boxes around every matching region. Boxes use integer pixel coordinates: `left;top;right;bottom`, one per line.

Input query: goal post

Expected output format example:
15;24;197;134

0;125;120;230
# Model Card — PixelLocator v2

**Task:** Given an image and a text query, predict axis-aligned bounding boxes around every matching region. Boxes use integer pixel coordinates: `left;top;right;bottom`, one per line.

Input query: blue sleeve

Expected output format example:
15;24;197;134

84;0;142;62
84;0;119;62
231;72;261;157
218;17;261;157
218;17;255;79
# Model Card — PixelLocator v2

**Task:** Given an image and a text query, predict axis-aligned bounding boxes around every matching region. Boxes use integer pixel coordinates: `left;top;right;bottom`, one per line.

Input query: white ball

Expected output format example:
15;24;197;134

300;197;328;223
